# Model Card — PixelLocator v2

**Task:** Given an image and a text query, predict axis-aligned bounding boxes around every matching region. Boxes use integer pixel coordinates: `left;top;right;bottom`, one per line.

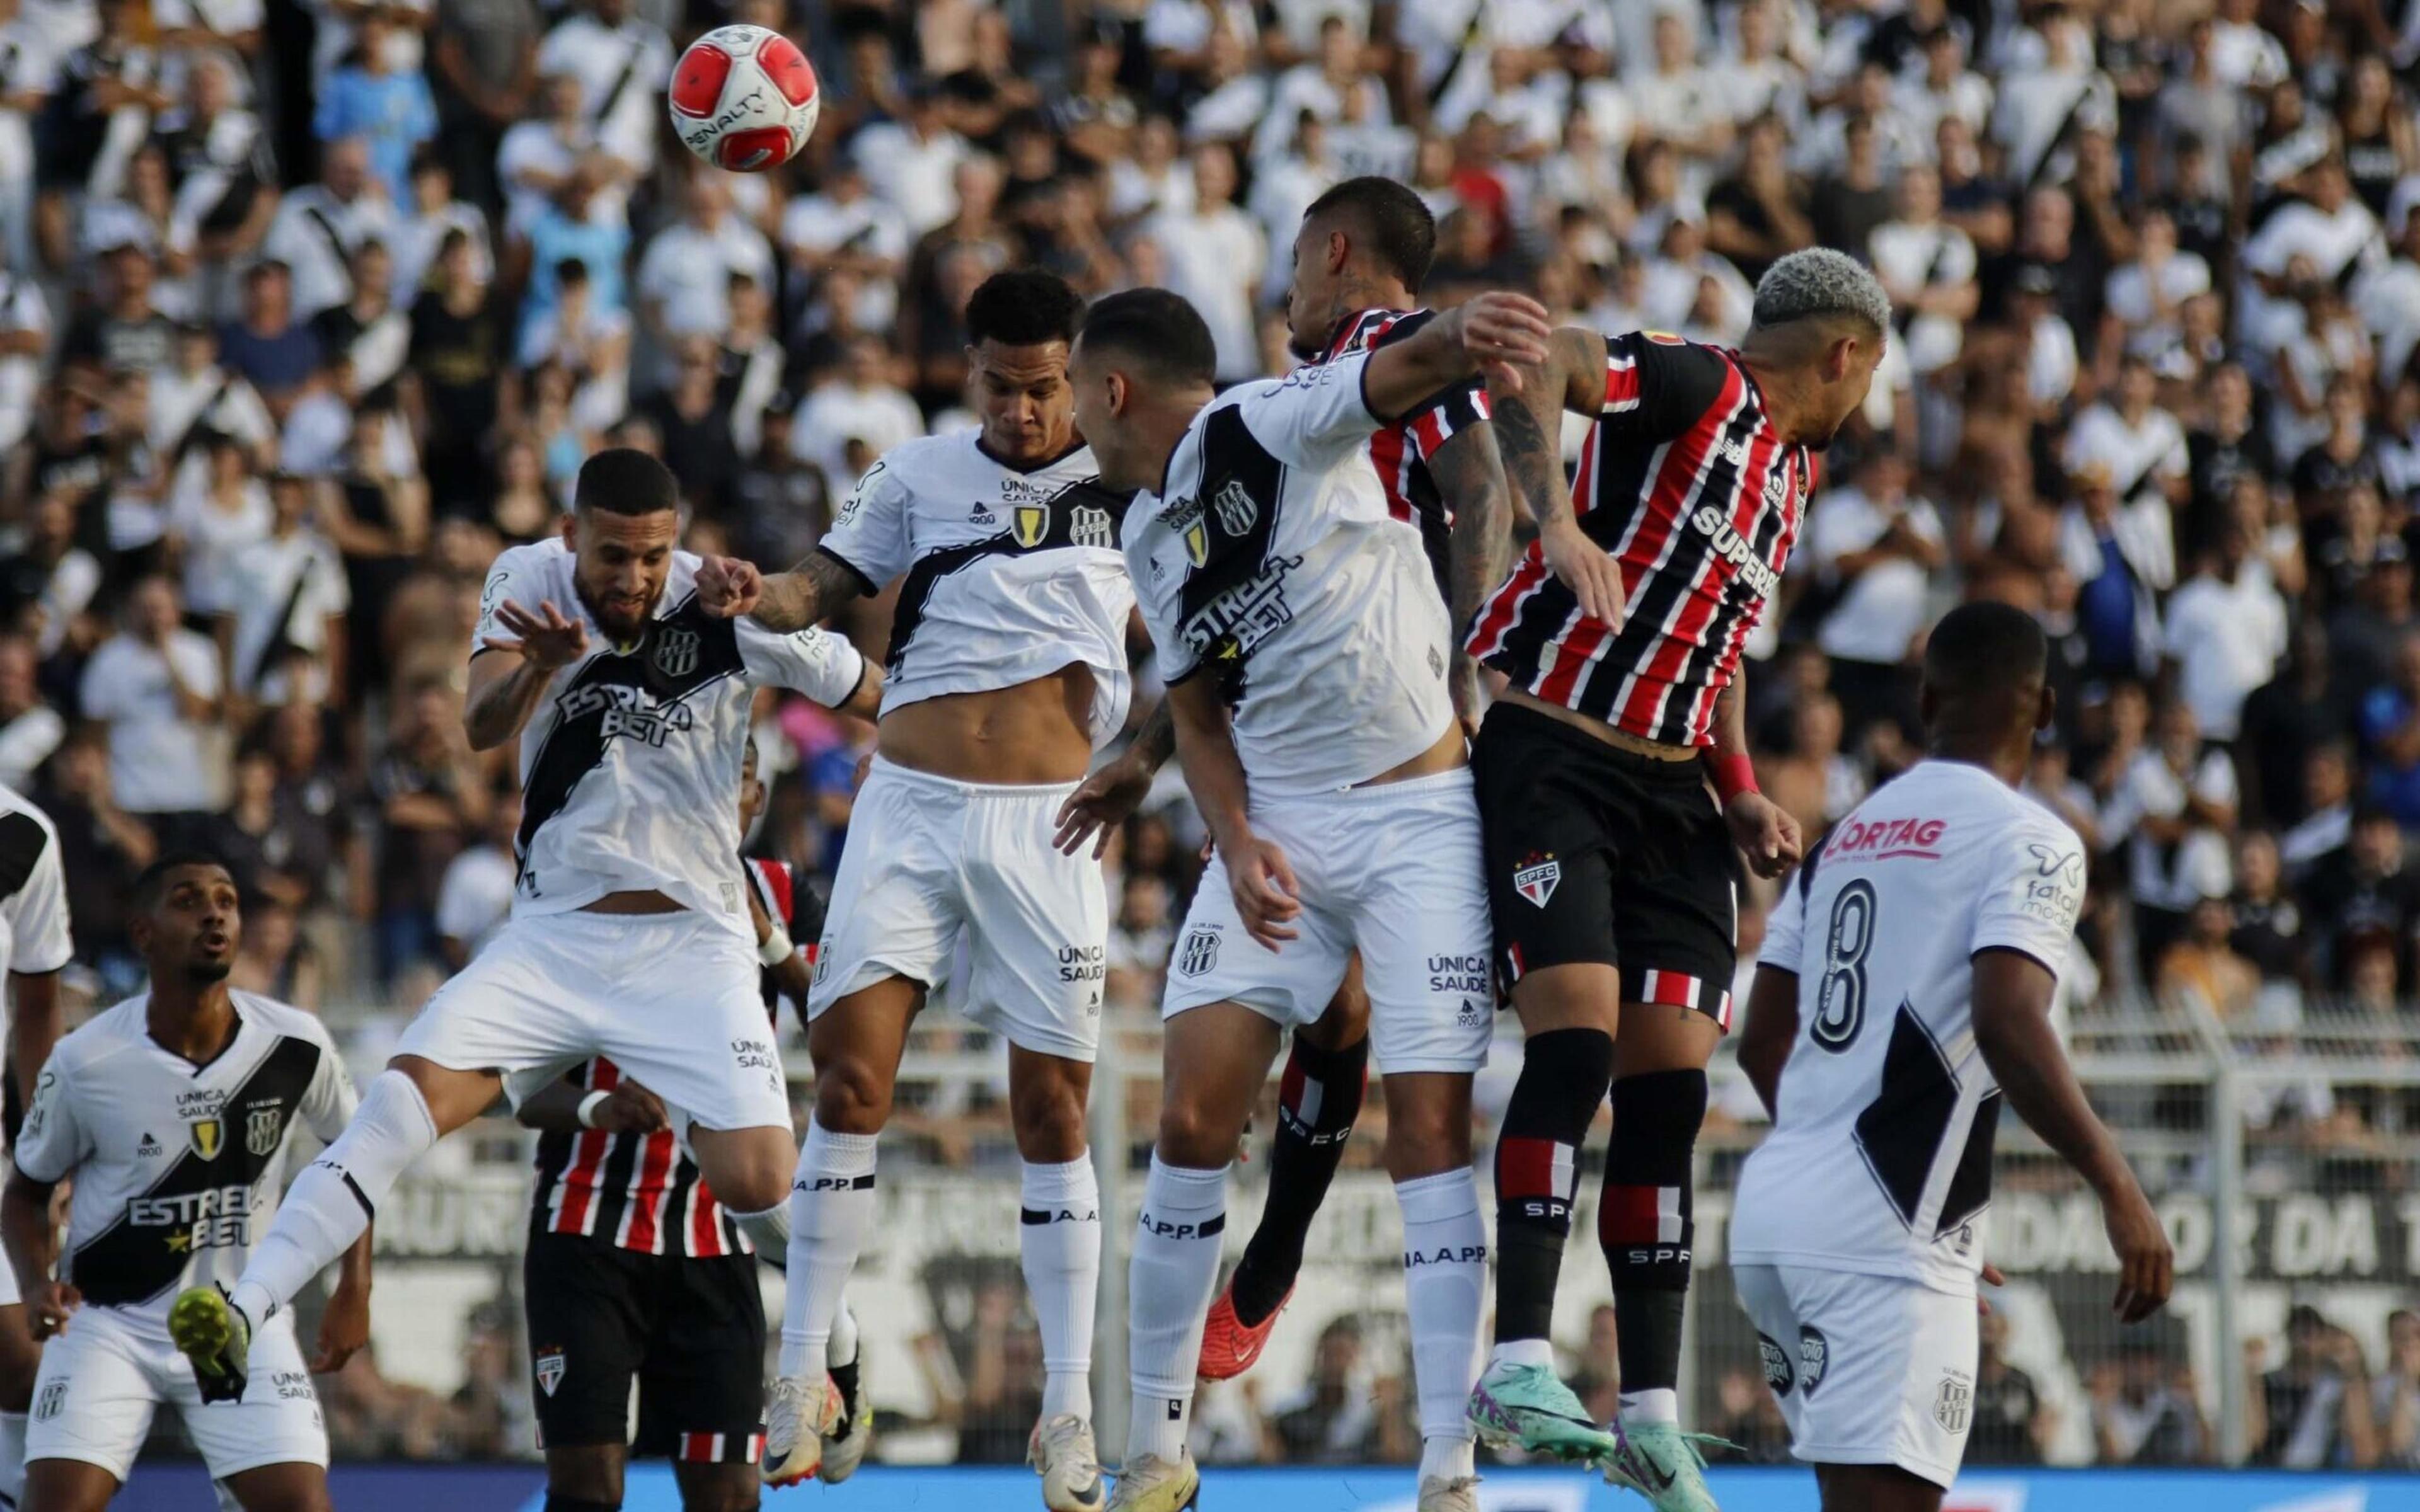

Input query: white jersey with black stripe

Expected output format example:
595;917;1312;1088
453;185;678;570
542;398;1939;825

1731;760;2087;1294
14;993;355;1336
473;540;867;935
0;784;73;1045
814;432;1136;748
1124;350;1456;795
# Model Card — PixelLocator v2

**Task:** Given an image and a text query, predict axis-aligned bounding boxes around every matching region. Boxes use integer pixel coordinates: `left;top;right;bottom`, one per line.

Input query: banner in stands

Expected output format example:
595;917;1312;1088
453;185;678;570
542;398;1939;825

111;1463;2420;1511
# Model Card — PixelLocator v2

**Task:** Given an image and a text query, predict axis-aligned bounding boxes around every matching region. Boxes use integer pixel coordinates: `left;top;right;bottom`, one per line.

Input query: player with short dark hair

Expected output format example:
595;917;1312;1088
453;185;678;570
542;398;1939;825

3;856;367;1512
1069;282;1550;1512
1463;248;1889;1508
1732;601;2174;1511
516;739;845;1512
696;268;1129;1506
166;449;877;1428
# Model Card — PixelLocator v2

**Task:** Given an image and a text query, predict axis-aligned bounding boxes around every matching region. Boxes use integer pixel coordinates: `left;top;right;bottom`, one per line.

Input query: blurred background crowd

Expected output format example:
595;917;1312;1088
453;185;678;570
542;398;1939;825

4;0;2420;1474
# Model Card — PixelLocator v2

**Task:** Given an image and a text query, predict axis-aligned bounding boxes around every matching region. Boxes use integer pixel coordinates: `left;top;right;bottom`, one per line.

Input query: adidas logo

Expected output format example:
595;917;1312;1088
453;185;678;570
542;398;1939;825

137;1132;161;1155
969;503;998;525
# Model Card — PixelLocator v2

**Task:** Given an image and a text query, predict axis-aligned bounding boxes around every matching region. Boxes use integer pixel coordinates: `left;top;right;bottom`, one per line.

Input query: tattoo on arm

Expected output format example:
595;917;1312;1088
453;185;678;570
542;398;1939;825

751;551;866;633
1431;423;1513;636
1487;327;1603;534
1127;698;1176;774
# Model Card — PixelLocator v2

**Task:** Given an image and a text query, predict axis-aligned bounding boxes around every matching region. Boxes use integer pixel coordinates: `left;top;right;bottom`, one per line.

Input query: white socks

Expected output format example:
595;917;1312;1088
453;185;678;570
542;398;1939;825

1020;1155;1101;1424
1491;1337;1555;1371
0;1408;25;1506
779;1119;877;1377
729;1201;791;1255
233;1070;436;1324
1125;1157;1228;1467
1620;1387;1679;1425
1397;1170;1485;1466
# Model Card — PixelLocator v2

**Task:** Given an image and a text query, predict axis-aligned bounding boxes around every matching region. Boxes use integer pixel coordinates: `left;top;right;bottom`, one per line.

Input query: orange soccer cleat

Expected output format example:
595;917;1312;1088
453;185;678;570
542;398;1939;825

1196;1280;1293;1381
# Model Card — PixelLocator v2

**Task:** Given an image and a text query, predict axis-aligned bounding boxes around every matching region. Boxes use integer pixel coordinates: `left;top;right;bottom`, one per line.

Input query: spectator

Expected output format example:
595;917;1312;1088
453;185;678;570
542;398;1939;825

2300;805;2420;989
1564;1303;1620;1428
1149;141;1264;386
2361;633;2420;827
2231;830;2307;987
2377;1309;2420;1469
2162;516;2289;745
2092;1344;2211;1465
165;430;272;619
217;260;324;422
2250;1305;2380;1469
2279;742;2354;879
638;335;739;517
434;789;515;968
261;135;396;321
368;679;489;989
786;335;923;492
1806;450;1944;745
313;6;436;205
29;730;155;987
77;573;225;843
633;170;773;352
2061;464;2173;681
2103;695;2236;975
1970;1312;2053;1465
61;240;176;374
2158;892;2259;1021
531;0;669;180
0;633;62;791
1267;1317;1380;1464
223;469;350;707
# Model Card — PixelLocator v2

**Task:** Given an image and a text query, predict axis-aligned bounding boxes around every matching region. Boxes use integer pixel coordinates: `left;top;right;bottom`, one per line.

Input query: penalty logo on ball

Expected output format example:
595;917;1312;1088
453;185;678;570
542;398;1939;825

669;24;821;173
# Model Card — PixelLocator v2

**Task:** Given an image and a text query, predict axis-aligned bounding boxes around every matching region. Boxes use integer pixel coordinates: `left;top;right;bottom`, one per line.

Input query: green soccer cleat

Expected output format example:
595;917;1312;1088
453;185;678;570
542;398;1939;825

168;1285;251;1404
1602;1419;1733;1511
1465;1360;1623;1463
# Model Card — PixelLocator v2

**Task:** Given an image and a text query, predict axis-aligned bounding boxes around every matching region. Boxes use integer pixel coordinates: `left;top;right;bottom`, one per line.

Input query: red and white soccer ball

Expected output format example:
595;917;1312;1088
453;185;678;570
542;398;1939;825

668;24;820;174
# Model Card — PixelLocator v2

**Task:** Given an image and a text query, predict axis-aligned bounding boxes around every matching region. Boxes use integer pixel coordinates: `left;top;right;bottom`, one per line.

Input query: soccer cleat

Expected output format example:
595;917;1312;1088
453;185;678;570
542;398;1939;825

1417;1475;1481;1511
1028;1412;1106;1510
168;1285;251;1404
1466;1360;1623;1464
761;1374;842;1487
1601;1419;1731;1511
818;1356;873;1483
1197;1280;1291;1381
1105;1450;1198;1512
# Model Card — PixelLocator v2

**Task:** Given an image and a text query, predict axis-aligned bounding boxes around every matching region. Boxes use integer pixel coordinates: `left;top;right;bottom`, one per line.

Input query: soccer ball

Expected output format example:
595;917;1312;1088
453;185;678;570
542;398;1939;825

668;24;820;173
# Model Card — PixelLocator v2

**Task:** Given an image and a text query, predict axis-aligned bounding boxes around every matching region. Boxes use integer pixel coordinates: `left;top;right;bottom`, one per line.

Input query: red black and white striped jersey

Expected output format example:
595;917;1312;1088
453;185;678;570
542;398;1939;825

1319;307;1492;602
1466;332;1818;748
529;857;809;1257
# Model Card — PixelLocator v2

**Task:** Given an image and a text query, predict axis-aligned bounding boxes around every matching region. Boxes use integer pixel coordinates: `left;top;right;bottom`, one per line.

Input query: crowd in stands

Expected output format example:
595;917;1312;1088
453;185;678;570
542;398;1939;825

5;0;2420;1472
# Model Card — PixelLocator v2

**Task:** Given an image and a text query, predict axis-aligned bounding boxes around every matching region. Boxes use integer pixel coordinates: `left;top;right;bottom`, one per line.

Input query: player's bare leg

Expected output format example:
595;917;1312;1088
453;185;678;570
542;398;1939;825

1379;1071;1485;1512
176;1057;488;1392
1596;1003;1727;1511
22;1456;122;1512
1201;967;1368;1382
1008;1045;1105;1511
0;1302;41;1504
672;1459;761;1512
543;1443;626;1512
766;976;920;1486
216;1461;334;1512
1470;964;1623;1463
1815;1463;1942;1512
1109;1002;1286;1512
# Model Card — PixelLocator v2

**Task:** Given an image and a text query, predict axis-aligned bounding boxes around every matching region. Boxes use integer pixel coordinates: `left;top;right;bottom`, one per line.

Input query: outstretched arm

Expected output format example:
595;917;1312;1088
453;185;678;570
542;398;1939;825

1361;292;1553;423
1489;325;1626;625
1429;423;1514;731
695;549;870;634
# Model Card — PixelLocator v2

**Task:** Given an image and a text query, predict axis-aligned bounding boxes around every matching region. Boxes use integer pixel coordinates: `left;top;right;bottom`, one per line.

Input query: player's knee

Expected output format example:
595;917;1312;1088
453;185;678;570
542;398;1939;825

544;1445;626;1506
1154;1096;1239;1170
1302;983;1369;1051
1380;1118;1470;1182
1009;1074;1088;1162
810;1055;894;1135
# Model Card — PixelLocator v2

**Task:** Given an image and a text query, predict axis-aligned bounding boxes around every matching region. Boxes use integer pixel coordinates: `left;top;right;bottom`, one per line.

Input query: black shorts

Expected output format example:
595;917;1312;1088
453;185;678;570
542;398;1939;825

1472;701;1741;1028
524;1226;767;1462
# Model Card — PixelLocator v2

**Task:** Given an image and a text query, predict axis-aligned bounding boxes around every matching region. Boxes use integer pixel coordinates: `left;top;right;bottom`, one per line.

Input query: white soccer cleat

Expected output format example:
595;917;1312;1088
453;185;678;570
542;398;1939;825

761;1374;841;1487
1105;1450;1198;1512
1028;1412;1106;1510
1417;1474;1482;1512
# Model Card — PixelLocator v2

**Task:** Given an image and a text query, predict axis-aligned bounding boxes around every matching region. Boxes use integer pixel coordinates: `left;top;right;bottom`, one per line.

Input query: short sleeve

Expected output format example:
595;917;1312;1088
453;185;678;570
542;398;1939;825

472;547;544;652
1600;331;1731;445
1230;351;1382;471
737;622;867;707
816;457;914;591
0;813;74;977
300;1031;359;1143
1971;823;2087;972
14;1058;86;1185
1401;382;1491;464
1760;867;1809;975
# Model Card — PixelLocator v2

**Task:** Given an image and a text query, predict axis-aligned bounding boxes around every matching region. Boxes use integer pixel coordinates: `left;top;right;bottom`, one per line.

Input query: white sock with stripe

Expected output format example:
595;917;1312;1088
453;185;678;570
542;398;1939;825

1125;1156;1228;1467
233;1070;437;1324
1398;1169;1485;1476
779;1119;877;1377
1020;1155;1100;1424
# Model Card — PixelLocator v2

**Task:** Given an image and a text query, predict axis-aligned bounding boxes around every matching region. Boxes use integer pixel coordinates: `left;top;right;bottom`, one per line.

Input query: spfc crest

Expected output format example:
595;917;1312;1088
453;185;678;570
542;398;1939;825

535;1348;566;1397
1512;856;1560;908
247;1106;284;1157
188;1118;223;1159
1070;505;1114;549
1178;926;1219;977
652;626;700;679
1211;478;1257;536
1013;503;1050;547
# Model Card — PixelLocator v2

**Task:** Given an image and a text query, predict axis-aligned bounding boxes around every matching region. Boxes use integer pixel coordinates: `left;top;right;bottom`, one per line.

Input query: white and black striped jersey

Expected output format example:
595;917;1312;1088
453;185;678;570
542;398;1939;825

814;432;1136;748
0;784;72;1014
1317;307;1492;603
1731;761;2087;1293
1126;350;1456;794
1467;332;1816;747
474;540;867;936
15;992;355;1332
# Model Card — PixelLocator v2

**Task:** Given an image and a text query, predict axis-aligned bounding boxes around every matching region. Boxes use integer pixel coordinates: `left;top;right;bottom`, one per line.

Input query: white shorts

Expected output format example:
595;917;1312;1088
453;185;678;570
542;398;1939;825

393;908;791;1130
1162;769;1492;1075
1732;1263;1979;1489
809;759;1106;1063
27;1307;326;1482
